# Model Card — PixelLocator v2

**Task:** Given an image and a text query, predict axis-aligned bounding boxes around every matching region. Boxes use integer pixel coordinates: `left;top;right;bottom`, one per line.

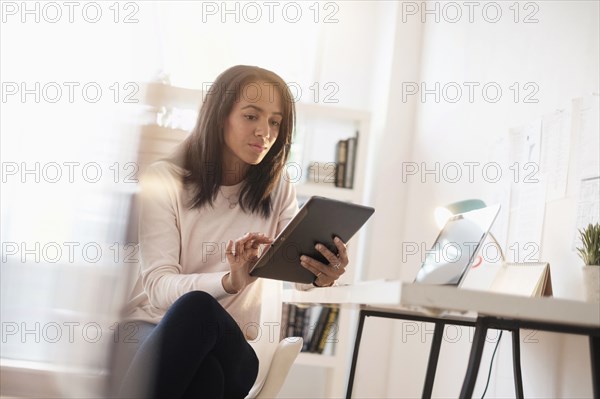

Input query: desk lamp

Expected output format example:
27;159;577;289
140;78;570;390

435;199;506;262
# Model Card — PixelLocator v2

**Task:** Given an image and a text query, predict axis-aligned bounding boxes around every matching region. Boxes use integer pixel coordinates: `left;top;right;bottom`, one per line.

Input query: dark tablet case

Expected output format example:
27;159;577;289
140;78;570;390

250;196;375;284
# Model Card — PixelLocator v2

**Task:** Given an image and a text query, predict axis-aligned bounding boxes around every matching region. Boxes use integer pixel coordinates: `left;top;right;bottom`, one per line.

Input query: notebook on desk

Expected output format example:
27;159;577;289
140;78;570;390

489;262;553;297
414;204;501;286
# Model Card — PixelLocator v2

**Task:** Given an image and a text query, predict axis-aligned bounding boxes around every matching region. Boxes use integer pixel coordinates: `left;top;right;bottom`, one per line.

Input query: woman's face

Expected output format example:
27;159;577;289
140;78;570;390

222;80;283;180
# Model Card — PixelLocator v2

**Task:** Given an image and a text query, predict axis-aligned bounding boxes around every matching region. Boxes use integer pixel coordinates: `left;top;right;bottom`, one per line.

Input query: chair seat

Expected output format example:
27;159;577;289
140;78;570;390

247;337;303;399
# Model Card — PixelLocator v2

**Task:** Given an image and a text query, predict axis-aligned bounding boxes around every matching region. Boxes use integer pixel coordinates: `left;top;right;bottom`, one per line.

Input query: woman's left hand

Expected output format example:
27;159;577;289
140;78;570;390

300;236;349;287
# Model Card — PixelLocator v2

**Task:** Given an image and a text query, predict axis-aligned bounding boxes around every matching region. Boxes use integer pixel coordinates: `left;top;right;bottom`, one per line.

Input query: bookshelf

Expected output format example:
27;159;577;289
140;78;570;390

281;102;371;398
291;102;370;207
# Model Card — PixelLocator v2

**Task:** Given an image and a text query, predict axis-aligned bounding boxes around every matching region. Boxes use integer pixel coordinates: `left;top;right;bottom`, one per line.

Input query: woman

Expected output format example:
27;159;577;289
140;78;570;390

111;65;349;398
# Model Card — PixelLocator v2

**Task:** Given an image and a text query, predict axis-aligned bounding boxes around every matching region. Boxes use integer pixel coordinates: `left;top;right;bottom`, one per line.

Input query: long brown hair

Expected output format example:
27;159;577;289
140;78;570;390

183;65;295;218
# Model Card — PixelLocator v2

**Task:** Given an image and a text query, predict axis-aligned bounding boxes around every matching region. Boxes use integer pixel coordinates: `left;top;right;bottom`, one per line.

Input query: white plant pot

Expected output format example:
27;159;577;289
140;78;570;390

582;266;600;303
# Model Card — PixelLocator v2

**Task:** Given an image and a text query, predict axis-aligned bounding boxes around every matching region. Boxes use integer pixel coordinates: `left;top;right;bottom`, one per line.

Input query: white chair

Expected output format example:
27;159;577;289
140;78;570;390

249;337;303;399
246;279;302;398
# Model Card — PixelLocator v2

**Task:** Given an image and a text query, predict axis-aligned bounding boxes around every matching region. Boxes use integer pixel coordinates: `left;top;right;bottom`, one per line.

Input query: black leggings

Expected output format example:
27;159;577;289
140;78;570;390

116;291;259;399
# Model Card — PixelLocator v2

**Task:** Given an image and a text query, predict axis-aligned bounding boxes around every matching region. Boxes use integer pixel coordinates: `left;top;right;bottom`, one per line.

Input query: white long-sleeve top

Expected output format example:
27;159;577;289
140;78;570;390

123;159;299;340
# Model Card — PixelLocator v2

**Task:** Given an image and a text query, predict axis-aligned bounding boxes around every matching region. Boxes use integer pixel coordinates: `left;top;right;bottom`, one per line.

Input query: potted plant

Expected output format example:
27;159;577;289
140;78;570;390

577;223;600;302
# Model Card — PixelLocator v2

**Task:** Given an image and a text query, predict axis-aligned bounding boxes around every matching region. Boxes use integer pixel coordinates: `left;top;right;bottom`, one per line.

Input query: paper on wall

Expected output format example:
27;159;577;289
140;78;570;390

573;94;600;180
507;119;546;262
573;176;600;249
541;109;571;201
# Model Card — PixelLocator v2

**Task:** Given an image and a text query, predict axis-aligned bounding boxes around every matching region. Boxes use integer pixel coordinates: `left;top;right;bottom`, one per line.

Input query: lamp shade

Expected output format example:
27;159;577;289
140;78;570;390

435;199;487;228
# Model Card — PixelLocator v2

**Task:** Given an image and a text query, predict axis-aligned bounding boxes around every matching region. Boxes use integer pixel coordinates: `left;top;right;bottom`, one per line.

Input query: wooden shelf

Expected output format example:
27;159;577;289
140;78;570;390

295;102;370;122
295;182;358;202
282;280;402;305
137;82;370;124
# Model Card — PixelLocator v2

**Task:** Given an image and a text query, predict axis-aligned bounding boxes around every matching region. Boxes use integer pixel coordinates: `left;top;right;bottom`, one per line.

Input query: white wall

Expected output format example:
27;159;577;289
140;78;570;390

355;1;599;397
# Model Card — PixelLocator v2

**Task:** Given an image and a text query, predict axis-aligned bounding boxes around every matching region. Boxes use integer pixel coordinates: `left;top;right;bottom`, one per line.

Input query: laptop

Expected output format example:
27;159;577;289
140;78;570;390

414;204;501;286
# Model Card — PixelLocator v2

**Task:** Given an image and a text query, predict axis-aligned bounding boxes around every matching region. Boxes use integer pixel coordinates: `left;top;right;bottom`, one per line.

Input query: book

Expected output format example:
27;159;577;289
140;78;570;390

335;140;347;188
286;304;297;338
293;306;307;337
488;262;553;297
297;306;314;348
302;306;321;352
344;134;358;189
317;307;340;354
308;306;332;352
280;303;290;340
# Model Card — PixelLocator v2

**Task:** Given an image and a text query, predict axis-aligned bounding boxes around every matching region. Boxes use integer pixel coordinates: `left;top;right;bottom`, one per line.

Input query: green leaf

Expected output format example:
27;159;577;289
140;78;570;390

576;223;600;265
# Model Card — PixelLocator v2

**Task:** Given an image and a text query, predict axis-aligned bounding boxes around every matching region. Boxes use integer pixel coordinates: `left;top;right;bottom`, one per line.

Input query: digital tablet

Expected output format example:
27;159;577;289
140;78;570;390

249;196;375;283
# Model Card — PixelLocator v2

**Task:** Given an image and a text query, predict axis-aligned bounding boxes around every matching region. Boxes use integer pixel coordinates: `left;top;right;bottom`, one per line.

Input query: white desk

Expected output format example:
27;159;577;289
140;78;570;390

399;283;600;398
283;280;600;398
400;283;600;328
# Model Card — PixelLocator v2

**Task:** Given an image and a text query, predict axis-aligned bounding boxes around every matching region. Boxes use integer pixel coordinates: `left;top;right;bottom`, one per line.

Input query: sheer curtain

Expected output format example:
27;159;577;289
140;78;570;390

1;3;161;396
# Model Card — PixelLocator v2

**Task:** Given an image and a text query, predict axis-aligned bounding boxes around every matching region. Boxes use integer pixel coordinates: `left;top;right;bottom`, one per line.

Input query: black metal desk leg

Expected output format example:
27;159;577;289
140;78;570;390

460;318;489;399
346;310;368;399
511;329;524;399
590;335;599;399
422;322;445;399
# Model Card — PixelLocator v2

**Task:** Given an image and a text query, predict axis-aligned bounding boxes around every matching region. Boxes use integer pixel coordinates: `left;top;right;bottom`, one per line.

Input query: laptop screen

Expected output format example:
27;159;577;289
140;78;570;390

414;204;500;285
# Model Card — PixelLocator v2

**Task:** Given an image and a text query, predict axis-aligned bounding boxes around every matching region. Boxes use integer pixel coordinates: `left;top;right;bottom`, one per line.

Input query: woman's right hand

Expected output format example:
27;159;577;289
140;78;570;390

223;232;274;294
